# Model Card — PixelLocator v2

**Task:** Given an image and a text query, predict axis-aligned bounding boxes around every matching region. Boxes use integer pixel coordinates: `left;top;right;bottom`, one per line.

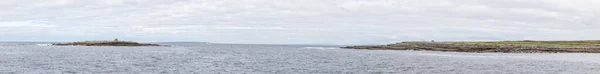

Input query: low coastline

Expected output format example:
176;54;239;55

342;40;600;53
52;40;163;46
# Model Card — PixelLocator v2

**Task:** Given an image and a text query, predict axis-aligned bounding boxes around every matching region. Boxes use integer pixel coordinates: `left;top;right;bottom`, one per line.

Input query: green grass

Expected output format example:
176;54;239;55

452;40;600;47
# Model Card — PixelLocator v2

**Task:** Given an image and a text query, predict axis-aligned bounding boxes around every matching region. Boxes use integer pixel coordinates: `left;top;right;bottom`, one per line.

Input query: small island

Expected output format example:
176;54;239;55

52;38;162;46
342;40;600;53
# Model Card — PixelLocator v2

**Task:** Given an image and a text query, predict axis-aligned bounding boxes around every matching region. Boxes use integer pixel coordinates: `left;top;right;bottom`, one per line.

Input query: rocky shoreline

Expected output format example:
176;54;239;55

52;41;162;46
342;41;600;53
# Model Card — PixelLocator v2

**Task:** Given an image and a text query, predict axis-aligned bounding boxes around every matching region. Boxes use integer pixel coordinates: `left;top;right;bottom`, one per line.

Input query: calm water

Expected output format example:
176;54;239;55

1;42;600;74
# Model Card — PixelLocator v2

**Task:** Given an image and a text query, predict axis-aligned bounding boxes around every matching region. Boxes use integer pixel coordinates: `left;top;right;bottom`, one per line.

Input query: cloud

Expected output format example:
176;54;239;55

1;0;600;45
0;20;55;27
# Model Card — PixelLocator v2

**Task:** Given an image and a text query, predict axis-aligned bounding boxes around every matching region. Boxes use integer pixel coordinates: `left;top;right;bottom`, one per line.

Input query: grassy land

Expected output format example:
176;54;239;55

346;40;600;53
451;40;600;47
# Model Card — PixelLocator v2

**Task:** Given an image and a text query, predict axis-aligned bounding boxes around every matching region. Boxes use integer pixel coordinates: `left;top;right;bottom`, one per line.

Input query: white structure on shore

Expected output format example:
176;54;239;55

72;38;136;43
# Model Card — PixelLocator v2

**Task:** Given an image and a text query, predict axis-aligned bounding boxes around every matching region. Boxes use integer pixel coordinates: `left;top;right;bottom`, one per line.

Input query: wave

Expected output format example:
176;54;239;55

416;53;507;58
36;44;52;46
302;47;340;50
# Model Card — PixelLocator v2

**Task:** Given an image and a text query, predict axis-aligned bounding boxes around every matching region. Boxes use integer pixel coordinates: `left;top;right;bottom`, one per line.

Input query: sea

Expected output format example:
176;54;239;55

1;42;600;74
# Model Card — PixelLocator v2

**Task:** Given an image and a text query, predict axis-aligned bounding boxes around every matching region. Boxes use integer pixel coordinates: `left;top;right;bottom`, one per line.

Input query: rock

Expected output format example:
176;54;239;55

341;42;600;53
52;41;163;46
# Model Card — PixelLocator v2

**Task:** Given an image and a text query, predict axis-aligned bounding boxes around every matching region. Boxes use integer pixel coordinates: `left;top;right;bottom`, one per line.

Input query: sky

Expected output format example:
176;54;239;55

1;0;600;45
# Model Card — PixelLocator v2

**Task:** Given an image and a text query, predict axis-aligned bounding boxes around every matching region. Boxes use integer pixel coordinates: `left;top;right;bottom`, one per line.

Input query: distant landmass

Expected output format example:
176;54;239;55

342;40;600;53
52;38;163;46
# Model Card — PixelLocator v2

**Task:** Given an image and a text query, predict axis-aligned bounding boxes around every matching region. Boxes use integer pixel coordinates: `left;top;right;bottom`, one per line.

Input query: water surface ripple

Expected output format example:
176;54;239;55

1;42;599;74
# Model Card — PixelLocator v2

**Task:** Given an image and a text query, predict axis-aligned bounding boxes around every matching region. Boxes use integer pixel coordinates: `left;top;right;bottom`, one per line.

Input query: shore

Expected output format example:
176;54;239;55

52;41;162;46
342;40;600;53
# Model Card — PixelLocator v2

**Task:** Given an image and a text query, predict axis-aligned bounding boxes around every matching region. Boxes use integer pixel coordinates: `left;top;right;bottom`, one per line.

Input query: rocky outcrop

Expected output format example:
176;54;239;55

52;41;162;46
342;42;600;53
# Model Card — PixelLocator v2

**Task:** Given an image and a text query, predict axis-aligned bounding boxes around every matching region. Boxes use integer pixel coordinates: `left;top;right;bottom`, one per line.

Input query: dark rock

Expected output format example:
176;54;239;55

52;41;163;46
342;42;600;53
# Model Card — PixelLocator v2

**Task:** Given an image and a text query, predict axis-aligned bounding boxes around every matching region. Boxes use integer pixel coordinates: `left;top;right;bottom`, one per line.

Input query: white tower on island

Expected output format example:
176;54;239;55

113;38;119;42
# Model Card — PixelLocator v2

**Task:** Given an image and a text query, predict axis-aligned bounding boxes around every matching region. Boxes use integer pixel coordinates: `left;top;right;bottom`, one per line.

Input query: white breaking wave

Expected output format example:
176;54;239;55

302;47;340;50
36;44;52;46
417;53;505;58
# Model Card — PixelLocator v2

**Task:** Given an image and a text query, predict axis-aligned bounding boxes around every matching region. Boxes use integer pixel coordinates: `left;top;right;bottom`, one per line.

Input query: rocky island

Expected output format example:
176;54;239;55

342;40;600;53
52;38;162;46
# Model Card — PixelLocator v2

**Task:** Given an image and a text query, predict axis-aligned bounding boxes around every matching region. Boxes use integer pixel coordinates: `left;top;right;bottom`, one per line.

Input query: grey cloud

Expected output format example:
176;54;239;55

0;0;599;45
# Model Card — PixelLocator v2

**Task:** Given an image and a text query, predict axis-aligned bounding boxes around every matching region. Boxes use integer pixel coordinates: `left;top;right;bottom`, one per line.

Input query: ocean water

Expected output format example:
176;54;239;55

1;42;600;74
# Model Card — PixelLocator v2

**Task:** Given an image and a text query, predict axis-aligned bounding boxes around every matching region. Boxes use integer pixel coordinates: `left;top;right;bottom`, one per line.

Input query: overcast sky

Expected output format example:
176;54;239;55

1;0;599;45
